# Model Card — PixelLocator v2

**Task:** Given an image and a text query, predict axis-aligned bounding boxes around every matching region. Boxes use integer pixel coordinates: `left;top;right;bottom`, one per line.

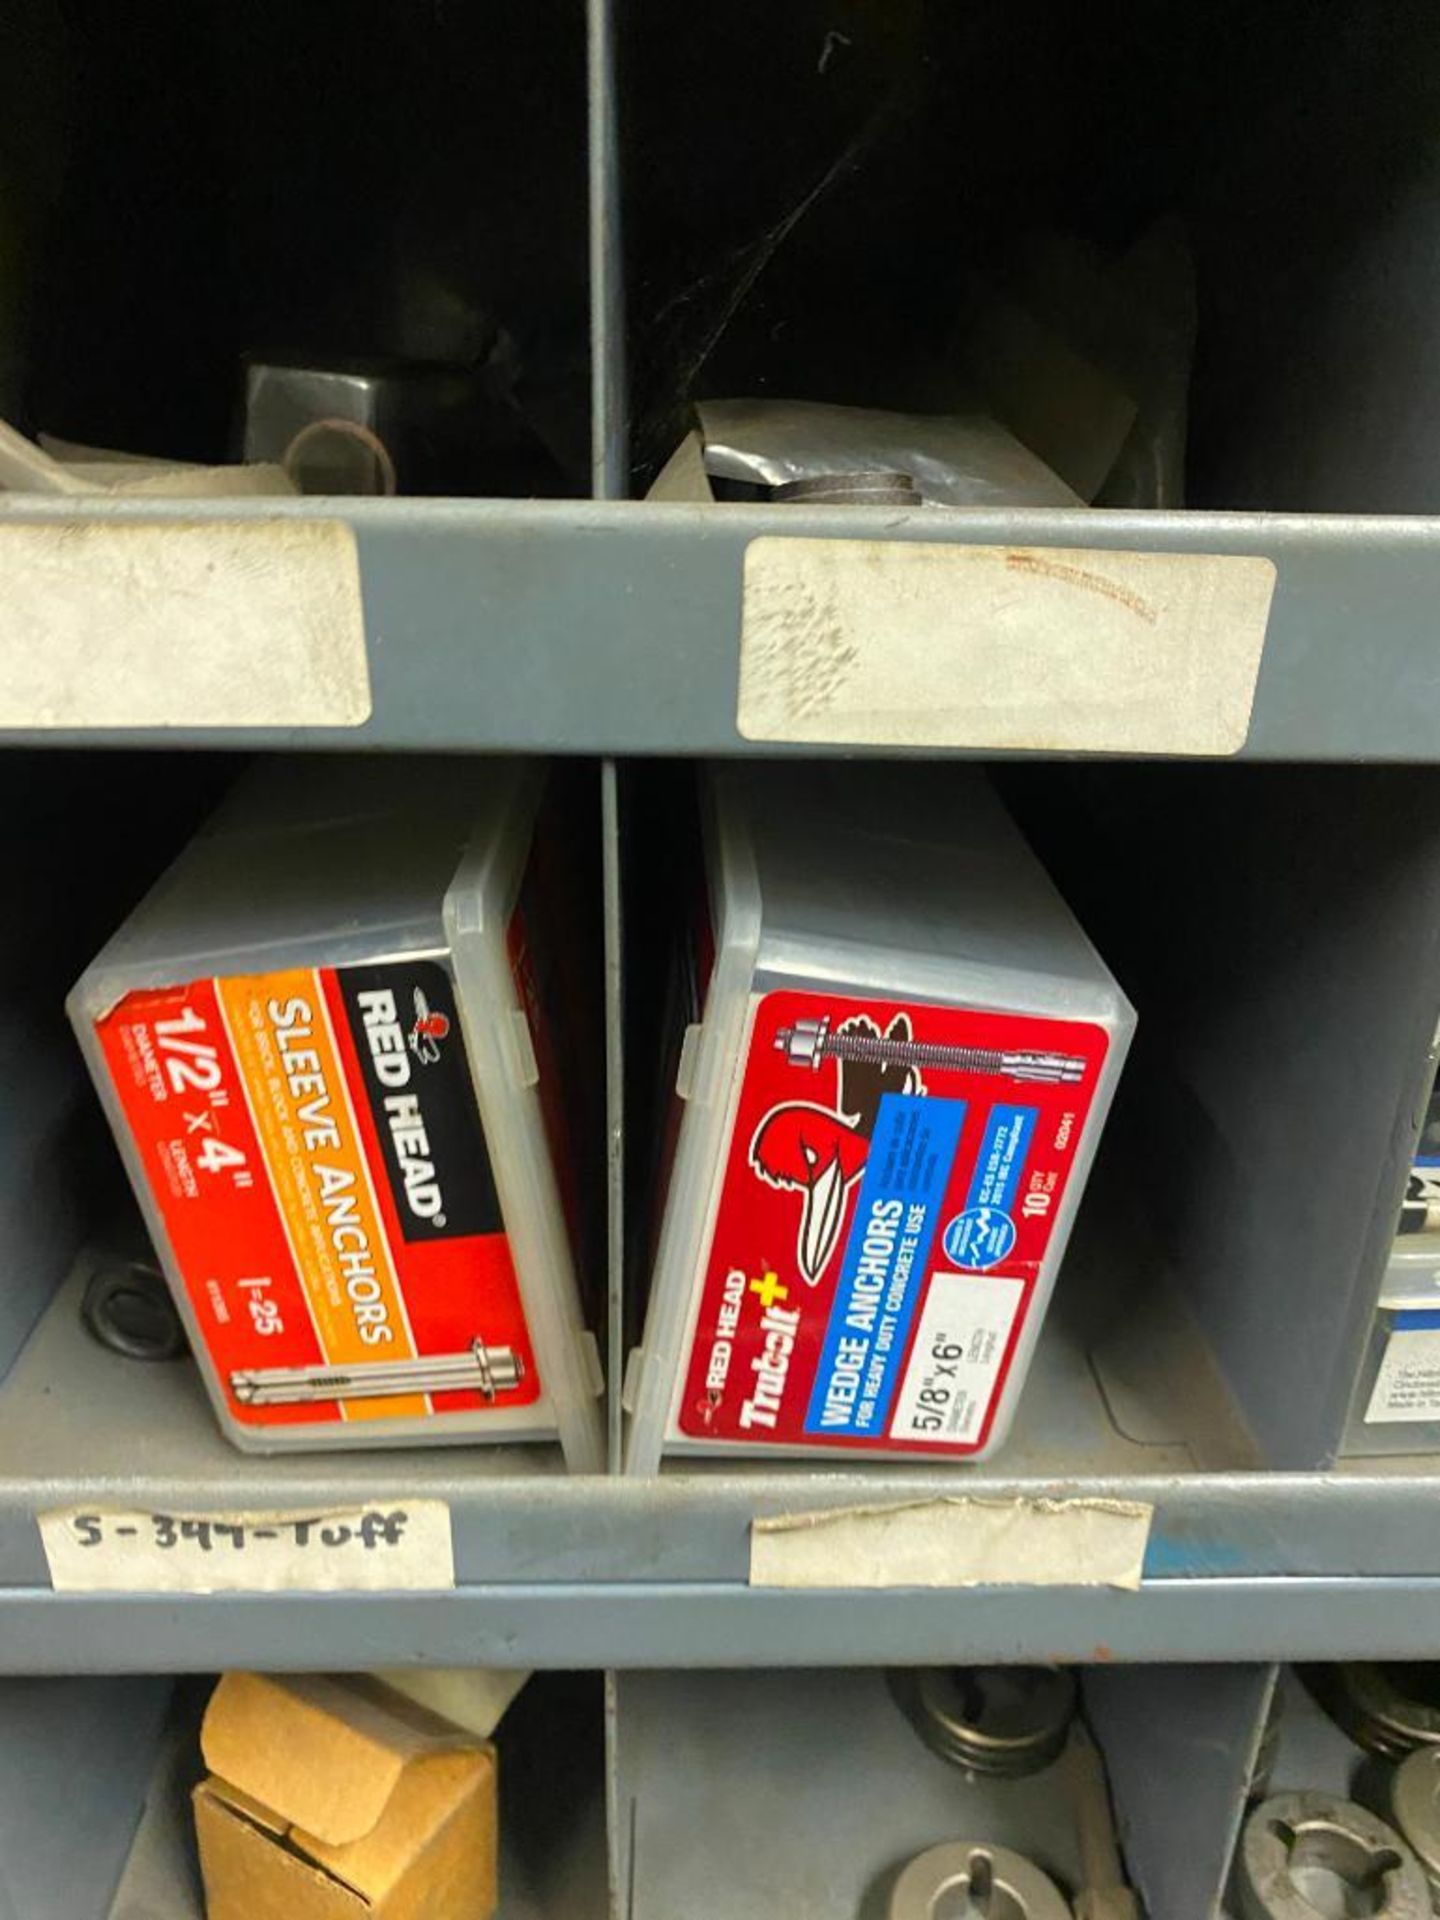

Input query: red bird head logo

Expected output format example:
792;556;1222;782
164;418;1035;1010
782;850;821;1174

750;1103;870;1285
408;988;451;1063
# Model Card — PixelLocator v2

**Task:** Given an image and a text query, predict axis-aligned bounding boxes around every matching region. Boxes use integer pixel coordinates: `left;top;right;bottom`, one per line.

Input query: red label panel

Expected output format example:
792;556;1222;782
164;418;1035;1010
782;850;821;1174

677;988;1109;1454
95;959;540;1429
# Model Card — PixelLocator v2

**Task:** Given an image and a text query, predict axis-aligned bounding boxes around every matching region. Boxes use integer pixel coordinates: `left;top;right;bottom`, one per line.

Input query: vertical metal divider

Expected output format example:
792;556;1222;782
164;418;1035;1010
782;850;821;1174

1018;763;1440;1470
1083;1662;1279;1920
588;0;627;1470
588;0;627;503
0;1676;175;1920
602;762;624;1480
1187;769;1440;1469
589;0;629;1909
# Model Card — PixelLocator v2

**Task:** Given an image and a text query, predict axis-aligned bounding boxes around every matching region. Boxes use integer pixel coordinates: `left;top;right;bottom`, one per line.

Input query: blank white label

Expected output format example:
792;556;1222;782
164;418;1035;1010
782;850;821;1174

739;538;1276;754
0;519;370;727
38;1501;454;1593
1365;1330;1440;1424
891;1271;1025;1446
750;1494;1152;1590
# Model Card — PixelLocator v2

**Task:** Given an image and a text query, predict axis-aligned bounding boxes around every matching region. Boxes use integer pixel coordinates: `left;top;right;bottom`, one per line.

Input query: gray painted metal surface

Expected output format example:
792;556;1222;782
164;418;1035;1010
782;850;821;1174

1085;1663;1276;1920
6;1577;1440;1675
10;1274;1440;1595
1021;763;1440;1472
603;760;625;1473
1264;1667;1379;1805
0;1676;171;1918
105;1709;204;1920
587;0;626;499
613;1669;1086;1920
0;496;1438;757
9;1269;1440;1667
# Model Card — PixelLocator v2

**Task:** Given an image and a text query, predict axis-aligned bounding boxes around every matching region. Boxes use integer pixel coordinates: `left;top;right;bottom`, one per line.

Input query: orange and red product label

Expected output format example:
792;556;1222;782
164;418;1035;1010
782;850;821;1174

95;957;540;1428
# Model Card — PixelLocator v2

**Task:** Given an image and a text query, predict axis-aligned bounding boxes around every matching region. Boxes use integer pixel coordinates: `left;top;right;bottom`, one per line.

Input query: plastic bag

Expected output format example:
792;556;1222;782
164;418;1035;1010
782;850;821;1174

652;397;1080;506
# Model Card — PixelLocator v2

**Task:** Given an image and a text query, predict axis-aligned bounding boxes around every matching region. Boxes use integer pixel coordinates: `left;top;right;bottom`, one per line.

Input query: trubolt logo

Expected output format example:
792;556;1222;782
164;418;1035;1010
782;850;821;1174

356;989;447;1227
696;1265;802;1430
737;1267;800;1432
408;987;451;1064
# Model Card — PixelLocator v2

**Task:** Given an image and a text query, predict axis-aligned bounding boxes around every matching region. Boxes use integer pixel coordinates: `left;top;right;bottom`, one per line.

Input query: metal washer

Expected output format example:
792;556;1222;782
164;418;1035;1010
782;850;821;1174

889;1666;1078;1778
1237;1792;1430;1920
1392;1748;1440;1905
888;1842;1070;1920
81;1260;186;1362
1300;1665;1440;1761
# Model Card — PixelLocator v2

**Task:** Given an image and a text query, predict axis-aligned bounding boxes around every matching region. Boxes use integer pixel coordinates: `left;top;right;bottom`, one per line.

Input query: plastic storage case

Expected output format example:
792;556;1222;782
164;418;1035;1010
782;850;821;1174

1345;1238;1440;1455
625;764;1136;1472
1343;1062;1440;1455
69;758;604;1468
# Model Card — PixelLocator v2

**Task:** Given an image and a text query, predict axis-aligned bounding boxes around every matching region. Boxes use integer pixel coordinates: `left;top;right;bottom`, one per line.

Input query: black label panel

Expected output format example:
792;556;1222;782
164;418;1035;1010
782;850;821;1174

337;958;501;1242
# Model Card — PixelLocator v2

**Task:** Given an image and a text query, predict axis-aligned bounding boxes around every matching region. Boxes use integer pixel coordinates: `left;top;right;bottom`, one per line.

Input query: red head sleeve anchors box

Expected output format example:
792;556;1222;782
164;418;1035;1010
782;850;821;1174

69;759;604;1468
624;765;1136;1471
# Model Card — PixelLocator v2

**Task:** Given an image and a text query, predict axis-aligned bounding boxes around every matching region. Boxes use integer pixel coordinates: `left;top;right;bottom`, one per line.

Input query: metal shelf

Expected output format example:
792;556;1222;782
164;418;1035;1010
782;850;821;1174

614;1668;1089;1919
0;494;1438;758
614;1665;1271;1920
11;1581;1440;1679
8;1270;1440;1671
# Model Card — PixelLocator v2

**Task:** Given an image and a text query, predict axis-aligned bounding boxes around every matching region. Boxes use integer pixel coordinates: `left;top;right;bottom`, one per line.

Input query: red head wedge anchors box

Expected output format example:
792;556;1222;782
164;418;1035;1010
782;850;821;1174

69;759;604;1468
624;765;1136;1470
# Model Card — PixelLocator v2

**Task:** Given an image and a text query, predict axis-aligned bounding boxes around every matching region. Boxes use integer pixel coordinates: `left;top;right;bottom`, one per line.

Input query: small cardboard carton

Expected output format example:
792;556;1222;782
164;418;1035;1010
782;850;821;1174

194;1673;497;1920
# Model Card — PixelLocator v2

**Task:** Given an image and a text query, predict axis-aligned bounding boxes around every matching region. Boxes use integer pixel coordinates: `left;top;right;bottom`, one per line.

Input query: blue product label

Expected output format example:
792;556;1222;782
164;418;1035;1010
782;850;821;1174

803;1093;965;1437
939;1105;1036;1271
967;1105;1037;1211
942;1206;1017;1270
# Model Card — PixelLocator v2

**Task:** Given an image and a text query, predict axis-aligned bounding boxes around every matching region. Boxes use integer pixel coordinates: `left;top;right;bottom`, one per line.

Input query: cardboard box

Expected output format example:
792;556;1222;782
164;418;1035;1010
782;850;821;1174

194;1673;497;1920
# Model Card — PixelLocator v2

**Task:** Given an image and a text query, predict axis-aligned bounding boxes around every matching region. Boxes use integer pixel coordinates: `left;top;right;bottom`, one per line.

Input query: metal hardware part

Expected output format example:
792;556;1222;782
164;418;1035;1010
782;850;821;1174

775;1014;1088;1085
772;470;922;507
1065;1723;1142;1920
80;1261;187;1362
1237;1793;1430;1920
889;1842;1070;1920
1391;1749;1440;1907
1301;1666;1440;1761
231;1337;524;1406
889;1667;1078;1779
241;353;566;498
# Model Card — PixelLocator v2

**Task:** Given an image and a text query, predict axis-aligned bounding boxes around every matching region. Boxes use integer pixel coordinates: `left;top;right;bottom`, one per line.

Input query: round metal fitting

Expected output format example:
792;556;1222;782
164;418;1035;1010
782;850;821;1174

772;470;921;506
81;1261;186;1362
888;1667;1077;1778
1391;1748;1440;1905
1301;1665;1440;1761
888;1841;1070;1920
1238;1792;1430;1920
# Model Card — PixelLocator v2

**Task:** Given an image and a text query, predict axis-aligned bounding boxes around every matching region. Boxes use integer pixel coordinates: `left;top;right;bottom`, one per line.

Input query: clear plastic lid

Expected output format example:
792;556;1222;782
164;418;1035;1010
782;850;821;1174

69;758;603;1468
625;764;1135;1472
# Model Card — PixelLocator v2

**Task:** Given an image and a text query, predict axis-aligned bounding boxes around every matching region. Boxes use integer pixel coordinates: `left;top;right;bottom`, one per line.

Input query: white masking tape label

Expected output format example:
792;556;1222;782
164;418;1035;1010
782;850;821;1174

39;1502;454;1593
739;539;1276;754
1365;1329;1440;1423
0;519;370;727
750;1494;1152;1590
